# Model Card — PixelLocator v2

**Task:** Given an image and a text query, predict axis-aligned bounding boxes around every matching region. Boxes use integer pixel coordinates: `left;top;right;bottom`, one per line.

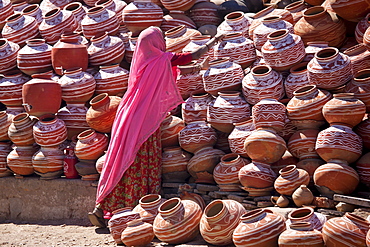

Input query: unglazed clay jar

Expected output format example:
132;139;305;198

238;160;277;190
278;222;324;247
274;165;310;196
345;69;370;112
228;118;255;158
343;43;370;75
217;11;252;38
160;113;185;148
252;98;286;132
286;207;327;231
132;194;166;224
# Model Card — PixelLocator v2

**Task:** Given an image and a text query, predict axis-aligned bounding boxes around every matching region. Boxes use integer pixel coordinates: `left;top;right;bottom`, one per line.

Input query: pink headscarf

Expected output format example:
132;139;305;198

96;27;183;203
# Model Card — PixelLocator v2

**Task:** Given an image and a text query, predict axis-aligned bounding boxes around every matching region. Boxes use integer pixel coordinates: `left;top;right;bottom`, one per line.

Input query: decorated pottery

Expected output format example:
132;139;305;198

288;128;320;160
165;25;201;53
0;142;12;177
81;6;119;39
284;62;310;99
0;0;14;31
343;44;370;75
94;64;129;97
7;145;37;176
107;208;140;244
189;1;221;28
74;129;109;160
330;0;370;22
284;0;307;23
279;222;324;247
160;0;196;11
228;118;255;158
274;165;310;196
161;146;191;182
17;39;52;75
238;160;277;191
120;219;155;247
217;11;252;38
270;150;299;175
160;113;185;148
32;146;64;179
57;103;90;140
0;38;19;74
286;207;327;231
162;10;196;32
63;2;86;31
8;113;36;146
303;41;329;62
176;63;205;100
252;98;286;132
39;0;71;14
345;69;370;112
356;152;370;188
182;35;213;62
33;114;67;147
0;70;30;107
181;92;213;124
200;199;247;245
132;194;166;224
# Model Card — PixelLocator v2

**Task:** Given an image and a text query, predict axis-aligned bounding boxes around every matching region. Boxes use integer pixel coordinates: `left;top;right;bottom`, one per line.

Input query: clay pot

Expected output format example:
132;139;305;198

274;165;310;196
32;146;64;179
304;0;324;5
63;2;86;31
217;11;252;38
33;114;67;147
270;150;299;175
0;0;14;31
288;129;320;160
242;65;285;105
74;159;99;180
95;0;126;25
51;33;88;76
313;159;359;195
74;129;109;160
0;142;12;177
176;63;205;100
207;91;251;133
153;197;202;244
17;39;52;76
178;120;217;154
278;222;324;247
271;195;290;207
228;118;255;158
107;208;140;244
303;41;329;62
7;145;36;176
213;153;248;191
161;146;191;183
181;92;213;124
286;207;327;231
330;0;370;22
160;0;196;11
307;47;352;91
39;0;71;14
284;62;310;99
122;0;163;36
200;199;247;245
8;113;36;146
292;185;314;207
357;13;370;44
0;38;19;74
343;44;370;75
22;72;62;117
286;85;332;130
0;111;11;141
160;113;185;148
187;146;224;184
356;152;370;188
189;1;221;28
253;15;293;51
284;0;307;24
93;64;129;97
86;93;121;133
345;69;370;112
161;10;197;32
132;194;166;224
203;57;244;96
252;98;286;132
120;219;154;247
165;25;201;53
39;8;78;45
2;13;40;47
0;70;30;107
183;35;213;62
322;213;369;247
179;191;206;210
57;103;90;140
13;1;30;13
316;124;362;164
233;208;286;247
296;158;325;186
238;160;277;189
244;128;287;164
81;6;119;40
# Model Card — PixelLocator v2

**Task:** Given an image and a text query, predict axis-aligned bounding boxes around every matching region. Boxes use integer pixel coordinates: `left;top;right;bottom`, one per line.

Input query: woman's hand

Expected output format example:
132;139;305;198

200;56;210;70
214;33;226;43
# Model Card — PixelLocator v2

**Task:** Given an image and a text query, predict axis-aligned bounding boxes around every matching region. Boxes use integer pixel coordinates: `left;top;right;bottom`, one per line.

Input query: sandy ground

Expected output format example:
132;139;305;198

0;221;211;247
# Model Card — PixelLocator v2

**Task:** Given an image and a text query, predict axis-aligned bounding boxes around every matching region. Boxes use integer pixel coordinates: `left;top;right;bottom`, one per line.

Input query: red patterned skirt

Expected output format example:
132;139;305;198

100;128;162;213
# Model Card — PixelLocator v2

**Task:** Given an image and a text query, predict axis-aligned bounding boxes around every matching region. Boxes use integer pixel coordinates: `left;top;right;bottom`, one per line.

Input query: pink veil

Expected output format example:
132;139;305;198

96;27;183;204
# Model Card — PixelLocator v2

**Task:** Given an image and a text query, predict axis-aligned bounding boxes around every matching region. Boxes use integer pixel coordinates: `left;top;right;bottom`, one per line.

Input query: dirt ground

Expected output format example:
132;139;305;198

0;220;210;247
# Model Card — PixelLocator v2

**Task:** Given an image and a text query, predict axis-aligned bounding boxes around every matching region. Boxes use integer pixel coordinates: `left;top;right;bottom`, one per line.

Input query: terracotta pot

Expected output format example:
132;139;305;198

94;64;129;97
0;111;11;141
316;124;362;164
0;142;12;177
122;0;163;36
286;207;327;231
17;39;52;76
278;222;324;247
238;160;277;189
228;118;255;158
313;159;359;195
242;65;285;105
214;32;256;69
284;62;310;99
161;10;196;32
63;2;86;31
274;164;310;196
203;57;244;96
0;0;14;31
287;129;320;160
39;8;78;45
178;120;217;153
165;25;201;53
213;153;248;191
345;69;370;112
356;13;370;44
244;128;287;164
270;150;299;175
217;11;252;38
356;152;370;188
86;93;121;133
189;1;221;28
33;114;67;146
74;129;109;160
253;15;293;51
215;129;231;153
32;146;64;178
271;195;290;207
22;71;61;117
160;0;196;11
303;41;329;62
95;152;105;174
304;0;324;5
179;191;206;210
132;194;166;224
107;208;140;244
120;219;154;247
292;185;314;207
307;47;352;91
200;199;247;245
284;0;307;24
51;33;88;76
0;38;19;74
7;145;36;176
8;113;36;146
343;44;370;76
293;6;346;48
39;0;71;14
183;35;214;62
252;98;286;132
207;91;251;134
95;0;126;25
233;208;286;247
296;158;325;186
122;33;136;64
182;92;213;124
161;146;191;182
57;103;90;140
2;13;40;47
81;6;119;40
322;213;370;247
160;113;185;148
74;159;99;180
0;70;30;107
330;0;370;22
176;63;205;100
6;106;25;119
153;197;202;244
286;85;332;130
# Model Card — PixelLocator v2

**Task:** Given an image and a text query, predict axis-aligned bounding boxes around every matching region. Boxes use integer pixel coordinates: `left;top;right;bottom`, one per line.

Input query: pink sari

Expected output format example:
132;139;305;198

96;27;183;204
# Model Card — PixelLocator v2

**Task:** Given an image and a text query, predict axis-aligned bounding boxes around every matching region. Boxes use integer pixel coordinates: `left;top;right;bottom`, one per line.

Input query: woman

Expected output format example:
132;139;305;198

88;26;224;227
